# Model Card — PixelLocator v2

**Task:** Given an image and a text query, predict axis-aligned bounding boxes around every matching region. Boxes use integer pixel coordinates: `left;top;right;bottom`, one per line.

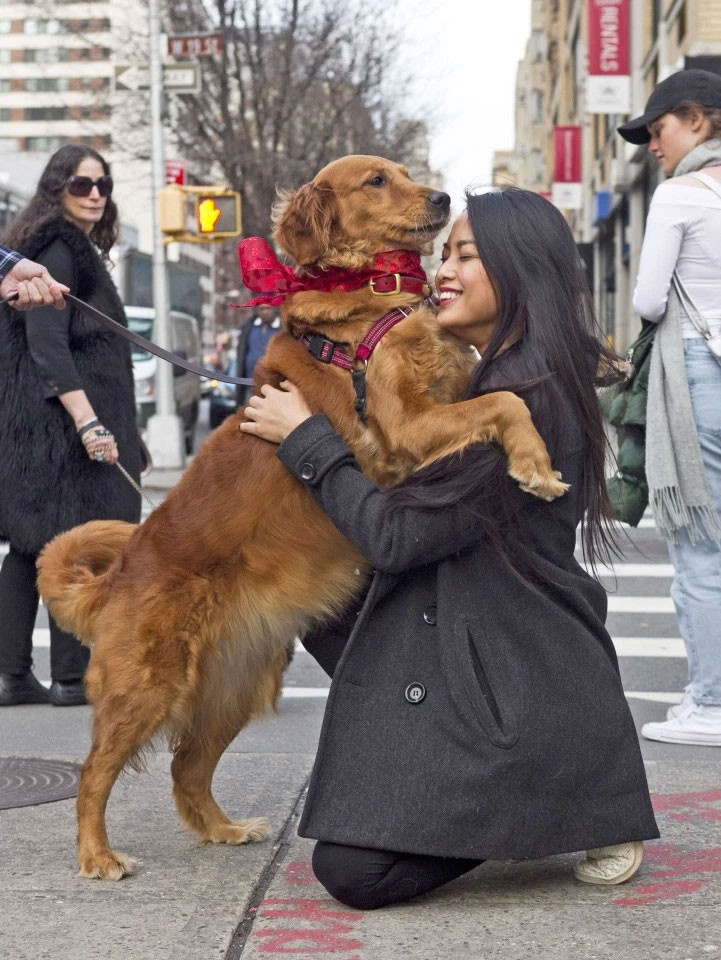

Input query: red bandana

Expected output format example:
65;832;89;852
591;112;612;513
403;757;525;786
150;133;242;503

236;237;428;307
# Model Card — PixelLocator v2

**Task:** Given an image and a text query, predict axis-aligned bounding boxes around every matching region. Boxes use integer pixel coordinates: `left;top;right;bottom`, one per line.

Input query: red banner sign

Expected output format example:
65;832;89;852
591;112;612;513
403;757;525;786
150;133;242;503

554;126;582;184
587;0;631;112
552;127;582;210
588;0;629;75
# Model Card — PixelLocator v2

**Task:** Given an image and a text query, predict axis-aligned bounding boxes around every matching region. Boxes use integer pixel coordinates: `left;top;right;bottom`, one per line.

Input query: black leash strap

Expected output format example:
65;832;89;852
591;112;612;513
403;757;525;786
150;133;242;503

1;292;255;387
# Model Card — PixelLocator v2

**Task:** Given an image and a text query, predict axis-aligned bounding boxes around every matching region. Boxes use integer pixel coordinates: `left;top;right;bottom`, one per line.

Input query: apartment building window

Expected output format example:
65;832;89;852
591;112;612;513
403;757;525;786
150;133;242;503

25;107;70;120
25;19;64;34
0;19;11;32
25;77;71;92
0;109;10;121
676;2;687;43
24;47;70;62
532;89;544;123
25;137;66;151
0;49;9;63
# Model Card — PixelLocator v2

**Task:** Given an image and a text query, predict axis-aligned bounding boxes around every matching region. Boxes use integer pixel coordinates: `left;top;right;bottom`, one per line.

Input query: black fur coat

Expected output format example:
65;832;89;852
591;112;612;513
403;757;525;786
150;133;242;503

0;218;141;555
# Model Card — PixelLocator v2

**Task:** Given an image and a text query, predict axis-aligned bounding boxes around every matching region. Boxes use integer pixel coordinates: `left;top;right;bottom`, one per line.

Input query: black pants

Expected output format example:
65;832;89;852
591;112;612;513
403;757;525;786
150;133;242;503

0;545;89;682
312;841;481;910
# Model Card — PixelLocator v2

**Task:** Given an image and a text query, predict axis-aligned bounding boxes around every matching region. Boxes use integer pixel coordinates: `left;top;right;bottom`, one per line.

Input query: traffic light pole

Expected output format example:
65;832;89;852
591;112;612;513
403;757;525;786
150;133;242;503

145;0;184;469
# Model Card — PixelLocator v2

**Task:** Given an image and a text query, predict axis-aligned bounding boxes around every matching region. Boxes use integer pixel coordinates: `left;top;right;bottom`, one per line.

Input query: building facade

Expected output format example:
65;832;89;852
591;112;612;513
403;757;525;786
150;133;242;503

0;0;214;331
498;0;721;351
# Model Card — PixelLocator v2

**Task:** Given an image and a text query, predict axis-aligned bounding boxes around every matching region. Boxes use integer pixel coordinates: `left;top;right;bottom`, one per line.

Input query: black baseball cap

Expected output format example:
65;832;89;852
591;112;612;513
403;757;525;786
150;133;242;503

617;69;721;144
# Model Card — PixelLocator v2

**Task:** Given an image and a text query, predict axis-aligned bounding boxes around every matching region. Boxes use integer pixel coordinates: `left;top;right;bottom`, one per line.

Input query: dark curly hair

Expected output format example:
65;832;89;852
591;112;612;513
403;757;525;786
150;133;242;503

0;144;118;262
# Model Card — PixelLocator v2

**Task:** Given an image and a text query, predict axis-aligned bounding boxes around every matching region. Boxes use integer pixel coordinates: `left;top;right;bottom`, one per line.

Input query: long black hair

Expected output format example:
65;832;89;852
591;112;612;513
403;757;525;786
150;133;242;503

387;187;621;571
1;144;118;261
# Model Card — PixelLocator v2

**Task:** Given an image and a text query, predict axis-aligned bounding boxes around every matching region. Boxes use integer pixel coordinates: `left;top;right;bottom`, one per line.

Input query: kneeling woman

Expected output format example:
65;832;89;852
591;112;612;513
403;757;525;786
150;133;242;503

241;188;659;909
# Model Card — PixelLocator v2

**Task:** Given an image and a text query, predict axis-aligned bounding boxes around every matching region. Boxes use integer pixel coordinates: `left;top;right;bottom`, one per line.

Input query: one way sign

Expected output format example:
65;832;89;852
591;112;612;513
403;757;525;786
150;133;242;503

114;62;200;93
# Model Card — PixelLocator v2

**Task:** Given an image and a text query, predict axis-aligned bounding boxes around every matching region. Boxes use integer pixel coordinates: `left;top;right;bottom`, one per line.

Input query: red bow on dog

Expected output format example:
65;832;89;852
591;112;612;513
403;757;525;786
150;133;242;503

236;237;429;307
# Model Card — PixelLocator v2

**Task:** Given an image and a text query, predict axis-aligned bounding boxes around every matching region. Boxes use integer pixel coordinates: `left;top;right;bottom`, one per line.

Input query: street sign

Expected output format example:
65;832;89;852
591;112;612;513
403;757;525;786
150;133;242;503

114;62;200;94
165;159;186;186
167;33;223;58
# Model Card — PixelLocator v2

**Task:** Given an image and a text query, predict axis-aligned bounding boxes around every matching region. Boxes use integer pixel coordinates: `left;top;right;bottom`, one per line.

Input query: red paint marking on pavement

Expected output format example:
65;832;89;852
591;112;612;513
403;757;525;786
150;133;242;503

285;861;317;885
652;788;721;821
613;790;721;906
252;897;364;955
614;879;706;906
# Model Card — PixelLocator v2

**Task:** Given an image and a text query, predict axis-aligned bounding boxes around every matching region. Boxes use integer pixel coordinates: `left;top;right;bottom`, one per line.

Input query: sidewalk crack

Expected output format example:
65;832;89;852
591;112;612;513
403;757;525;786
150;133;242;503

225;778;309;959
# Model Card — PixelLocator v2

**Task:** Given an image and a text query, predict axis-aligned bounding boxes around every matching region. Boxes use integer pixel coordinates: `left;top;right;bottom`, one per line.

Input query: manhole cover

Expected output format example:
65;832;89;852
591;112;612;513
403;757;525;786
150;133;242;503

0;757;81;810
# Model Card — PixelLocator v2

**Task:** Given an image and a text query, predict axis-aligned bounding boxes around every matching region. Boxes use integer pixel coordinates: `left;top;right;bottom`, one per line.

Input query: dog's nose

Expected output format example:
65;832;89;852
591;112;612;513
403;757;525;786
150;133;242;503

427;191;451;211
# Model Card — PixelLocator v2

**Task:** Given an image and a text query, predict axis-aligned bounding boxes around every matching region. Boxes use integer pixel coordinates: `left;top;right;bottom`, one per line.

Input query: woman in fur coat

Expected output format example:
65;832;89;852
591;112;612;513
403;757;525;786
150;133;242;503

0;145;142;707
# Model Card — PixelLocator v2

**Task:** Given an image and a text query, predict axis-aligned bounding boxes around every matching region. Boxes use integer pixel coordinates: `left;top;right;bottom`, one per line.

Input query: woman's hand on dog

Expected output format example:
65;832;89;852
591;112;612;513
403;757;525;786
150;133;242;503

240;381;312;443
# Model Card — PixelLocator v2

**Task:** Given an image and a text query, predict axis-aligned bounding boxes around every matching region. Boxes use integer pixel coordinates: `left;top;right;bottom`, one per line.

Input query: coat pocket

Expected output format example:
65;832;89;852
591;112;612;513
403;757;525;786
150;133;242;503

457;626;518;749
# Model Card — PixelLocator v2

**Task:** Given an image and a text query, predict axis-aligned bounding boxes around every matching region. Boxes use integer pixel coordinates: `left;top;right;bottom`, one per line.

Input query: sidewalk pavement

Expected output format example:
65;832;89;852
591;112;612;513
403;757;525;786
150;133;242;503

1;698;720;960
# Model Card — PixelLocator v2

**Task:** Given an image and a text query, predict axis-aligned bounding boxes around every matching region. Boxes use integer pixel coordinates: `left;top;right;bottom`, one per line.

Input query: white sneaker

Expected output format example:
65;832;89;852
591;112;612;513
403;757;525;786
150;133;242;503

574;841;644;885
667;685;693;720
642;703;721;746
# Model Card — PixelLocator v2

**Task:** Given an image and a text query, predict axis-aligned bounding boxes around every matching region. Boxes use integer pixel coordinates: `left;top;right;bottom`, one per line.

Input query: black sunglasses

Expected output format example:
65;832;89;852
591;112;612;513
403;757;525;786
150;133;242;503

66;175;113;198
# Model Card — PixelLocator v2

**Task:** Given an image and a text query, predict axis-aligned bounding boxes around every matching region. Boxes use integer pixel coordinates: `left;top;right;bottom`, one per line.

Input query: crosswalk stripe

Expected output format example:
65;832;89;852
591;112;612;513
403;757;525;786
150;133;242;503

31;630;685;658
625;691;684;704
607;596;675;613
612;637;685;657
589;563;674;577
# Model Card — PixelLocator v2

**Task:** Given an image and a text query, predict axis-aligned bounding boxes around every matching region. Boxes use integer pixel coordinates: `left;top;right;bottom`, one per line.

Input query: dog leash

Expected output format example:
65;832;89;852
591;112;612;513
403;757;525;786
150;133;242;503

116;461;159;512
1;292;256;387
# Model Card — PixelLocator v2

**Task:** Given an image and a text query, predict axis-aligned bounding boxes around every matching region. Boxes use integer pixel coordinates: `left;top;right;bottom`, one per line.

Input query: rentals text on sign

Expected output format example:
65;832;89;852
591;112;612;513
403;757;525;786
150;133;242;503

587;0;631;113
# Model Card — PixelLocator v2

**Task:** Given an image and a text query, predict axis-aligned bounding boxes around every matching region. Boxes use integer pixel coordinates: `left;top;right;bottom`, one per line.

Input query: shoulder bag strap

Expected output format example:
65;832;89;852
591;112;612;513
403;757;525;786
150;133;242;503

672;271;710;338
687;170;721;200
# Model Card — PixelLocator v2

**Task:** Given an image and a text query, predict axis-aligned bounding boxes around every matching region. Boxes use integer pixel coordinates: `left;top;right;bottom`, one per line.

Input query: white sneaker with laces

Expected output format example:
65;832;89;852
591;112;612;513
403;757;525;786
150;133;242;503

574;841;644;885
667;685;693;721
642;703;721;746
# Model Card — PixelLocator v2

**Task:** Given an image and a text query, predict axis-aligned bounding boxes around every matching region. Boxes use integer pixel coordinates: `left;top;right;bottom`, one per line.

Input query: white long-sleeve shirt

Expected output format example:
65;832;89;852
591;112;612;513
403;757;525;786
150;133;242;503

633;177;721;338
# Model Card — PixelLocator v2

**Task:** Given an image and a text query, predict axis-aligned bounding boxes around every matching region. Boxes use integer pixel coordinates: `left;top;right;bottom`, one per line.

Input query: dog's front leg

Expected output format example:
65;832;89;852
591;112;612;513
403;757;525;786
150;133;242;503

409;392;569;501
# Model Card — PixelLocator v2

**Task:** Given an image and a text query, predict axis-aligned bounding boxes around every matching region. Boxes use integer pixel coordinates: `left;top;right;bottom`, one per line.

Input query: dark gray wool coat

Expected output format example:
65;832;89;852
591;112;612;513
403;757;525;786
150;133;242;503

276;358;660;861
0;218;141;556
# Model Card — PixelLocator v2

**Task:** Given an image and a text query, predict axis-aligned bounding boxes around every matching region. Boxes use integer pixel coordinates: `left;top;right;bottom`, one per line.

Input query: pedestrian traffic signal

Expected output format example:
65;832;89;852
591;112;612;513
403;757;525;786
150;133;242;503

159;185;242;243
194;192;240;237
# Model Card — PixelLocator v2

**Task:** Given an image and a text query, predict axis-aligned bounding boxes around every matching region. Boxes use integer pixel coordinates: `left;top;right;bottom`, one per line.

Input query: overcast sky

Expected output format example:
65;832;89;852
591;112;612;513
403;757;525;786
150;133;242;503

393;1;532;214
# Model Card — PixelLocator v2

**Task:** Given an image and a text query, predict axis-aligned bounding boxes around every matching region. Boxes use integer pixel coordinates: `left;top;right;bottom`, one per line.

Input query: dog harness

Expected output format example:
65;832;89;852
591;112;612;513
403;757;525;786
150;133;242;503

297;302;424;423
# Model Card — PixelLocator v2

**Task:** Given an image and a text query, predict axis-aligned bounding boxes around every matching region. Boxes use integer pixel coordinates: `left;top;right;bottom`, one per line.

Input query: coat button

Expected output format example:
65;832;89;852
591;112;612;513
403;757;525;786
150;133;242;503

423;604;437;625
405;683;426;704
299;462;316;481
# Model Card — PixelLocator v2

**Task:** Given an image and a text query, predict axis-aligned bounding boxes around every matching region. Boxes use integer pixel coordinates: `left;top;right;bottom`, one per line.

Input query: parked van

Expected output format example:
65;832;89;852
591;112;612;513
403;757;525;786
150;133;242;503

126;306;201;454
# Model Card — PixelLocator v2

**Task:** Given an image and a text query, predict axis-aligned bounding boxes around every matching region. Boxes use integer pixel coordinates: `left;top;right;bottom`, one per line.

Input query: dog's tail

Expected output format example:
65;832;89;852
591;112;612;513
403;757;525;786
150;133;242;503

37;520;137;645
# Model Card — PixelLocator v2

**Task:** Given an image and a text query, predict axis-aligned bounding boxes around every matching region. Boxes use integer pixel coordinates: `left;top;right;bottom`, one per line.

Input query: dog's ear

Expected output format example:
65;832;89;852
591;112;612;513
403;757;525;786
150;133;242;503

273;180;339;265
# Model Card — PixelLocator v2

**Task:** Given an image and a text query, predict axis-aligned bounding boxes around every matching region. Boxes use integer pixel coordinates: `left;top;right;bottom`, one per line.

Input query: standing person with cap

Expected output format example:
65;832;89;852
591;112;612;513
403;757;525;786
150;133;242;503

618;69;721;746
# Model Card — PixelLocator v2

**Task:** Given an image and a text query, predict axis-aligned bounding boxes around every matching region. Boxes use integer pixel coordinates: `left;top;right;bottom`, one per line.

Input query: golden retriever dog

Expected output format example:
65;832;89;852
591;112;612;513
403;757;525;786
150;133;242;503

37;155;567;881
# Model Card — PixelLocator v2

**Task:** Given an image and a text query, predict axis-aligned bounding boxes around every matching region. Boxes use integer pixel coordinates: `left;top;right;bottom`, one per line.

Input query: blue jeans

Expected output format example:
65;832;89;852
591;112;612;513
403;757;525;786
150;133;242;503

667;339;721;705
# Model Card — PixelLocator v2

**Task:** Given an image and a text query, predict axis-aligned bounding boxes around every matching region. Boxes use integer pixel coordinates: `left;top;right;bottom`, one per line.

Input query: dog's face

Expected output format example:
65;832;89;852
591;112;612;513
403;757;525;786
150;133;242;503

273;155;450;269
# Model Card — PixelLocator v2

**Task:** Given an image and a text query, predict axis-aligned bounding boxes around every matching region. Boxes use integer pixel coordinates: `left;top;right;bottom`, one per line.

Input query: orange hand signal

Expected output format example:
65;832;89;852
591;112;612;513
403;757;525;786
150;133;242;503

198;198;222;232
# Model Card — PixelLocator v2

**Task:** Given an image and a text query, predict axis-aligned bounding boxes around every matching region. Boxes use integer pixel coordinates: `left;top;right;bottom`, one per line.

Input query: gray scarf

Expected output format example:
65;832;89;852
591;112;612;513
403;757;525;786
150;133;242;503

646;137;721;543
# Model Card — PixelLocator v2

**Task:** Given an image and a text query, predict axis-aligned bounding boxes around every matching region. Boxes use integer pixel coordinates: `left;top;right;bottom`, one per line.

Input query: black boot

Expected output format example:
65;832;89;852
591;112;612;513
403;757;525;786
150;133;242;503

0;671;51;706
48;679;87;707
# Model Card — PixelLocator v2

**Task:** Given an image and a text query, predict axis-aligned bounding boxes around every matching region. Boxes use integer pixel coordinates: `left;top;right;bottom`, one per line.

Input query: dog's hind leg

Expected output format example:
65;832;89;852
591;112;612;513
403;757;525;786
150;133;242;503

170;704;270;847
77;689;171;880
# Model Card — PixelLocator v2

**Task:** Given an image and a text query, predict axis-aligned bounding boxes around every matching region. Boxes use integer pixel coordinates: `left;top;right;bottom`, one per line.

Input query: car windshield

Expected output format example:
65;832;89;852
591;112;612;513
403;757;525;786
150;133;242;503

128;316;153;362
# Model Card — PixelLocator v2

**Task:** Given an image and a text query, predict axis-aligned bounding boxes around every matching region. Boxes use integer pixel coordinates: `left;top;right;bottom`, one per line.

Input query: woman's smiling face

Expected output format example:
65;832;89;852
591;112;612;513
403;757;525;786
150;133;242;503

434;213;499;353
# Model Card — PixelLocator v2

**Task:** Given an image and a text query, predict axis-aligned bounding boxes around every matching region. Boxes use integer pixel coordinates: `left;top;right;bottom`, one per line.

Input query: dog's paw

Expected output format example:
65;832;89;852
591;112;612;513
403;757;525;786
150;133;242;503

509;464;570;502
206;817;270;845
78;849;135;880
